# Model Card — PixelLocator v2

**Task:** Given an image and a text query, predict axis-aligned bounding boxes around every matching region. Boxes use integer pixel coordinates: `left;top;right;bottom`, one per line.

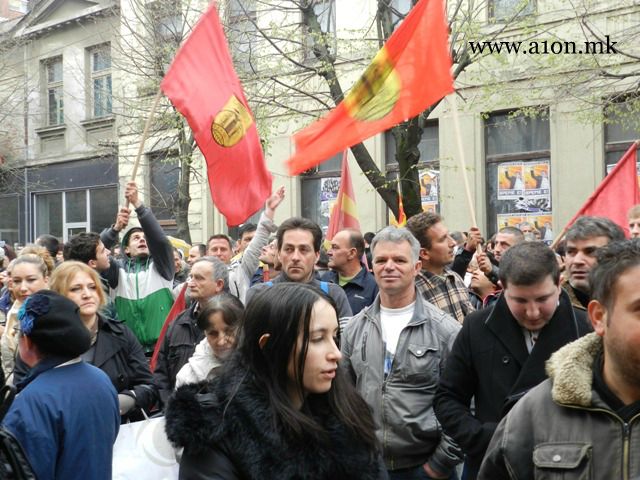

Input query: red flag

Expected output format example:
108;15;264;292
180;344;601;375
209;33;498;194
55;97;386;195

287;0;453;175
326;151;360;241
566;142;640;237
150;283;188;372
161;3;272;226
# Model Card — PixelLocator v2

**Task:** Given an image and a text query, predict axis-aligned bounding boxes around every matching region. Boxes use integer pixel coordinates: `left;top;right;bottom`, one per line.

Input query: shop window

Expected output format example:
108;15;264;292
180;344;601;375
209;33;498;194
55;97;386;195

484;110;551;240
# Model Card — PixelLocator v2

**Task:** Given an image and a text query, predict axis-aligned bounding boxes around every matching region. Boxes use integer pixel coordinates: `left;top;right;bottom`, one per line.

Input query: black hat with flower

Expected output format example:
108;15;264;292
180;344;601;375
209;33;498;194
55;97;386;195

18;290;91;358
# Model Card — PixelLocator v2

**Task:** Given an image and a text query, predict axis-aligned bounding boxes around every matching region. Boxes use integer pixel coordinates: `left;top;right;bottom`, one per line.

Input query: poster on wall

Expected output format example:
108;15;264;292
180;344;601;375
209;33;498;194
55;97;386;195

525;213;554;242
497;162;525;200
420;169;440;213
525;161;551;198
320;177;340;232
496;213;526;230
320;177;340;201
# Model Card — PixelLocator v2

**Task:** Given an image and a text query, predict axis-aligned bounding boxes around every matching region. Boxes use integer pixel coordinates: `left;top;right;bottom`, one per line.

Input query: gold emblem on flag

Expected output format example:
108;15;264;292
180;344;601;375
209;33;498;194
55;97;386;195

344;47;400;122
211;95;253;148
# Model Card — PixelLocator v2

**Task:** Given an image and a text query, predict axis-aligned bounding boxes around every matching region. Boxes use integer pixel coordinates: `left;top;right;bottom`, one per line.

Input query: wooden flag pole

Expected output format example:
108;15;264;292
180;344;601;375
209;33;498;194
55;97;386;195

448;93;478;228
130;88;163;183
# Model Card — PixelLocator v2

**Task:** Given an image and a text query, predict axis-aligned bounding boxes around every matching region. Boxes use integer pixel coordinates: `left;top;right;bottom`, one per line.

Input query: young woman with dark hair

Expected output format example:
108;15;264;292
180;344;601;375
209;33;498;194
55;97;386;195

165;282;386;479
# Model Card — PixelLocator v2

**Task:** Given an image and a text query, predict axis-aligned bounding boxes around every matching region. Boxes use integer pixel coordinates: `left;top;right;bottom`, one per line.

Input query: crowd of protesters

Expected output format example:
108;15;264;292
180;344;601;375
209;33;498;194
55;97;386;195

0;183;639;479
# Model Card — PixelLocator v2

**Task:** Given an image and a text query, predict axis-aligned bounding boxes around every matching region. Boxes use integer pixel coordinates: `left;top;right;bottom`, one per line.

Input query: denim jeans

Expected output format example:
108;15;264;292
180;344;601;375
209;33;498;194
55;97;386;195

388;465;459;480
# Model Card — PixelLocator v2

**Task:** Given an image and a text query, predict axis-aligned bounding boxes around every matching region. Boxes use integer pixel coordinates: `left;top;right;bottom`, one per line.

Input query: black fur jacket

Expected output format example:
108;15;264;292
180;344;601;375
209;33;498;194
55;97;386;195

165;362;387;480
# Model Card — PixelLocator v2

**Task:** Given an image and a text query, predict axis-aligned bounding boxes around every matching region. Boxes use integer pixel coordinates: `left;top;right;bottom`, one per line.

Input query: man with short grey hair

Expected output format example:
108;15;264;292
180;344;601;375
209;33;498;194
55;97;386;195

153;256;228;407
563;216;625;310
342;226;462;479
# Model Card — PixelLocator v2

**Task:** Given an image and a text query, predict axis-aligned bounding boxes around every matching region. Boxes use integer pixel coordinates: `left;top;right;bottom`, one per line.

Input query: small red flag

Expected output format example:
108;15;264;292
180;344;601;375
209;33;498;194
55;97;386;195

161;3;272;226
150;283;188;372
566;142;640;237
326;151;360;241
390;174;407;226
287;0;453;175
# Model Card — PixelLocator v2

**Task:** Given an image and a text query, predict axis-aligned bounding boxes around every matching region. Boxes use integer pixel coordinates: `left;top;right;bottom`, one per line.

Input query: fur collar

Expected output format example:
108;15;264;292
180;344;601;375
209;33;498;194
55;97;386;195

546;332;602;407
165;363;383;479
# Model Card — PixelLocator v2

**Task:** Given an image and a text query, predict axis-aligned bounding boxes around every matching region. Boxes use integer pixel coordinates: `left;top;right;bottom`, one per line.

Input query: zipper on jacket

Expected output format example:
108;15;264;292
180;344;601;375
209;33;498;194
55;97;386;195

622;422;630;480
361;331;368;361
562;404;639;480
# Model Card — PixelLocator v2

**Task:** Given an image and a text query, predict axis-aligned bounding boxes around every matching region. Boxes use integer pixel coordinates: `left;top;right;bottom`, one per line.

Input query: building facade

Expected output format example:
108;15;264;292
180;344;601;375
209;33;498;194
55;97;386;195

0;0;638;248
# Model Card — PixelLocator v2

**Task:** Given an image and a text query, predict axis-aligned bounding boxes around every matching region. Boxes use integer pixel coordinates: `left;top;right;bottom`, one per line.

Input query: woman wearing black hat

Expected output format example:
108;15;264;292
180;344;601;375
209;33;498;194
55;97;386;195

1;290;120;480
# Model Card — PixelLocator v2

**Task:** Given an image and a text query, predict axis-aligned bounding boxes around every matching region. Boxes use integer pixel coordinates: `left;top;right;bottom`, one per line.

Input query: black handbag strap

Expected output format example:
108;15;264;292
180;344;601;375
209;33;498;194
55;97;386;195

0;385;16;423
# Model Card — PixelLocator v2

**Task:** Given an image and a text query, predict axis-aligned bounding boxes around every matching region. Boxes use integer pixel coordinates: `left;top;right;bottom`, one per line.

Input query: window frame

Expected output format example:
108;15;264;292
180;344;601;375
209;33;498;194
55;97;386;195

603;96;640;172
484;109;551;237
88;44;112;118
226;0;258;73
44;56;64;126
32;186;118;242
302;0;337;63
384;120;441;218
300;151;342;234
149;151;181;226
488;0;536;23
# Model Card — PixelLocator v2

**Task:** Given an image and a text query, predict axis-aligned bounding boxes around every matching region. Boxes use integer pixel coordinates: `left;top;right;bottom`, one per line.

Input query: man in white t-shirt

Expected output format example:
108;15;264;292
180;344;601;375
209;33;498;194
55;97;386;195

341;226;462;480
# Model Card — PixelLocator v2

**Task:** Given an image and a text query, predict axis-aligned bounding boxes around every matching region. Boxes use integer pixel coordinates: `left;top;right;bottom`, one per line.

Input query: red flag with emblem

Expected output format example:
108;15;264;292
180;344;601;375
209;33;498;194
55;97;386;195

287;0;453;174
161;2;271;226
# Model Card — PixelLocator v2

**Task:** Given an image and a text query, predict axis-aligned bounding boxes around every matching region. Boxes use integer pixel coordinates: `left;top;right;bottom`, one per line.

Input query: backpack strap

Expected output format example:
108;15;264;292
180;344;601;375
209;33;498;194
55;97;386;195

319;281;329;294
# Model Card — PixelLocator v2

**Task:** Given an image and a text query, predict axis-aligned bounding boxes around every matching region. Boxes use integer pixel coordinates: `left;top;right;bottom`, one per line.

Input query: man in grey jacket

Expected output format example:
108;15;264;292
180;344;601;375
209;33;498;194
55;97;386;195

479;239;640;479
341;226;462;479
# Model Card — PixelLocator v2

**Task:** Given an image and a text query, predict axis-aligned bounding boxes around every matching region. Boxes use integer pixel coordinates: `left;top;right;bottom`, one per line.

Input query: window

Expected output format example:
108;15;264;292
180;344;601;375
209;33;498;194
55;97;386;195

0;195;20;246
34;187;117;241
385;121;440;217
604;96;640;172
484;110;551;239
149;0;183;44
44;57;63;126
301;152;342;235
489;0;535;22
147;0;183;76
150;152;180;223
387;0;412;29
9;0;28;13
227;0;257;73
89;45;112;117
303;0;336;61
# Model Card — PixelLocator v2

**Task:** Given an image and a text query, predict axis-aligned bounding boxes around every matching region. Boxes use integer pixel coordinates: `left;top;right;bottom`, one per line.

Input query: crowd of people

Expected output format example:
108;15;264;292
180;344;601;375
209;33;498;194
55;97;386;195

0;182;639;479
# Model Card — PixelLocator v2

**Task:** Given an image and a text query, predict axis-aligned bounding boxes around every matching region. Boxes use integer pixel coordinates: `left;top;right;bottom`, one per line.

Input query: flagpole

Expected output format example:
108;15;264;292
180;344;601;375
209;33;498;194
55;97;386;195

448;93;478;228
130;88;163;183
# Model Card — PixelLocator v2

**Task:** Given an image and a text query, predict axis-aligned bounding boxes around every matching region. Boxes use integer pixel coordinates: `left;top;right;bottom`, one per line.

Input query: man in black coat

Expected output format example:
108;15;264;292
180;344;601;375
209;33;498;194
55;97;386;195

434;242;592;480
153;256;228;407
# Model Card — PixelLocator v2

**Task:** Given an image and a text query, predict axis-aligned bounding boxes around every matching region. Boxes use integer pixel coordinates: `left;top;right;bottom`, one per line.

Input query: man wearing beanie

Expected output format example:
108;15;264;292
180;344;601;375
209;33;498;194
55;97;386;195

2;290;120;480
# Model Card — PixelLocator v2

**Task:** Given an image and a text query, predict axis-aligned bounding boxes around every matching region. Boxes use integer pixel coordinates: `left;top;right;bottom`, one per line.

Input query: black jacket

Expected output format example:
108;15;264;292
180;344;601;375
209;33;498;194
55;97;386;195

165;360;388;480
321;264;378;315
13;313;157;421
433;289;592;479
153;303;204;407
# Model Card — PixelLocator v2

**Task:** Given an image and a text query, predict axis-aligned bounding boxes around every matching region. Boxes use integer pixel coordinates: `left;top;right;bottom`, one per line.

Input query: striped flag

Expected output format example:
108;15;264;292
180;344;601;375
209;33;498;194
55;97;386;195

326;151;360;241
